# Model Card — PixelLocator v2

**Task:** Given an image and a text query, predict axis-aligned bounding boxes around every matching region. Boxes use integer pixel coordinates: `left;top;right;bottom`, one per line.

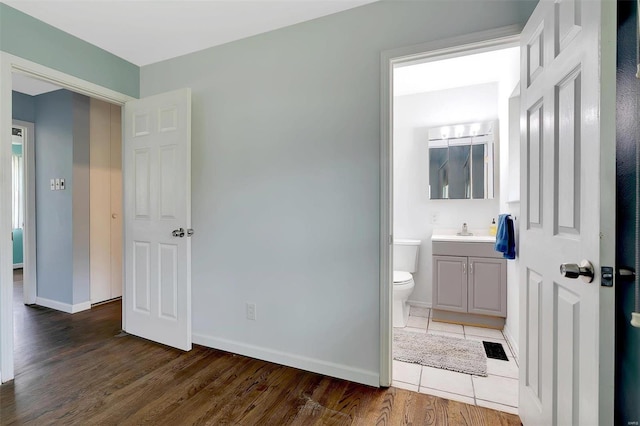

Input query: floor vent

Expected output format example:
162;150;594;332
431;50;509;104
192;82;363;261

483;341;509;361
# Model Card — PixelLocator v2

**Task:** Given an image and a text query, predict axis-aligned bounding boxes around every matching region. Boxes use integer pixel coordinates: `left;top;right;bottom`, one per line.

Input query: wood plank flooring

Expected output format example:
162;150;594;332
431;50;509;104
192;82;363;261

1;272;521;425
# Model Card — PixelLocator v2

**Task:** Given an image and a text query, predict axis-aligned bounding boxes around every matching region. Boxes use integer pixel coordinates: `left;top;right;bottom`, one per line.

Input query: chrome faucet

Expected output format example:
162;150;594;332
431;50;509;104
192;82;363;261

457;223;473;236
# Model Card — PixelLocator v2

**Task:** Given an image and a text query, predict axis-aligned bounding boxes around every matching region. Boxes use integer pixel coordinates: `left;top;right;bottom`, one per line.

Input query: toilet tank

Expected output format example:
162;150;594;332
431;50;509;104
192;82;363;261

393;239;421;273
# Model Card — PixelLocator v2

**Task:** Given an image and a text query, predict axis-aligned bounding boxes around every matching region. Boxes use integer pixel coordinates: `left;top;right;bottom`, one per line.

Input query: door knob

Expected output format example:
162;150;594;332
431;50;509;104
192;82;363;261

560;260;595;283
172;228;185;238
186;228;194;237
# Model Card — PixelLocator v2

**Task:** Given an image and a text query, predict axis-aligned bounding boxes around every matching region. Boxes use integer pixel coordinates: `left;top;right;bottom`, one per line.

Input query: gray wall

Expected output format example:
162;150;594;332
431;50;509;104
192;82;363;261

12;91;35;123
34;89;90;306
141;0;537;382
616;2;640;424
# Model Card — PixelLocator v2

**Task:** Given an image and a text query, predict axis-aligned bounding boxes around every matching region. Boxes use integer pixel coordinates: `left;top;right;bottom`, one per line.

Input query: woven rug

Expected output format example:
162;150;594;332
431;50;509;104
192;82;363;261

393;329;487;376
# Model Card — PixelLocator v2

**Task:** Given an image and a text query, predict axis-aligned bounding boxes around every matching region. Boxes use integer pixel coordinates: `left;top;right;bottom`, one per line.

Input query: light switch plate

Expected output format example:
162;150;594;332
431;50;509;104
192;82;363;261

50;179;55;191
60;178;65;190
55;178;61;190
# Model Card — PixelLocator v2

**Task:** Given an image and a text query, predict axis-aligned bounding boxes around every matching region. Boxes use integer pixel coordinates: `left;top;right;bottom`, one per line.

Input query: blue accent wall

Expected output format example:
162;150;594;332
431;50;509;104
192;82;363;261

0;3;139;97
616;2;640;424
34;90;74;304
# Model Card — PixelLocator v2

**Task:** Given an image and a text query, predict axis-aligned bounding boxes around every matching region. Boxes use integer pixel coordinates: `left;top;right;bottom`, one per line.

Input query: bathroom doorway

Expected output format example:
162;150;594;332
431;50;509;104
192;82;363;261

385;36;522;415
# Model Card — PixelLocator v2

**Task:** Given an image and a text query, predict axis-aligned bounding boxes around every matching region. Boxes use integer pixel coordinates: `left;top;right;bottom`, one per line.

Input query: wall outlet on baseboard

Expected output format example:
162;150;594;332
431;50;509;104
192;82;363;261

246;302;256;320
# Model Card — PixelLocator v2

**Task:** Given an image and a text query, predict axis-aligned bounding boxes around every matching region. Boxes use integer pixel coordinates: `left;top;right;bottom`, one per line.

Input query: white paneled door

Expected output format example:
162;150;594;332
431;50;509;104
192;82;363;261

519;1;615;425
124;88;192;351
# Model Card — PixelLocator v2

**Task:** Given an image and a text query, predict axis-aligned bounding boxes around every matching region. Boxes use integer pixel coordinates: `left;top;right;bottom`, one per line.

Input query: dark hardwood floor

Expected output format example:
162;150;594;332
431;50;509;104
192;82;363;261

2;271;521;425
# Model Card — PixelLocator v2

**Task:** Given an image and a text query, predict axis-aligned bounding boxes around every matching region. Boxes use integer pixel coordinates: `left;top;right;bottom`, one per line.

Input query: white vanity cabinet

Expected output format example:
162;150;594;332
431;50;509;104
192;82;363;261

432;240;507;328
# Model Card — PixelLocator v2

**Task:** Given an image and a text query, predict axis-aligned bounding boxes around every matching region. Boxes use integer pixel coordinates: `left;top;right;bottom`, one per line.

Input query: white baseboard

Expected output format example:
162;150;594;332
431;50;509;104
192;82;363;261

36;297;91;314
408;300;432;309
13;263;23;269
503;324;519;360
192;332;379;387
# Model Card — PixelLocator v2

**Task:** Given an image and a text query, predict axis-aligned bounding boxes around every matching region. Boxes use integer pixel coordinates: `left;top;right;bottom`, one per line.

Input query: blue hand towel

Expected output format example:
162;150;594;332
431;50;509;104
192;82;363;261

495;214;515;260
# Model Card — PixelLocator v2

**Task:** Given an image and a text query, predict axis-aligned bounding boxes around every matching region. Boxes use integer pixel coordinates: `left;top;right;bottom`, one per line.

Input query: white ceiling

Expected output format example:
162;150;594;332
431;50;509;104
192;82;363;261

12;72;63;96
5;0;377;66
393;47;520;97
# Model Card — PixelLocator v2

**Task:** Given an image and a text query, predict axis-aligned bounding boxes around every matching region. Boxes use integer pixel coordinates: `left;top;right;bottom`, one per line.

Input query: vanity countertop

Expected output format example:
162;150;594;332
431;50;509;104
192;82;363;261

431;231;496;243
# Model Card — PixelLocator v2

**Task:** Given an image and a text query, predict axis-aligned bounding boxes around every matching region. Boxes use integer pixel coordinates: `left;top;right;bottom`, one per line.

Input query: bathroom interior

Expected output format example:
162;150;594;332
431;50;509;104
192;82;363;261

391;45;522;414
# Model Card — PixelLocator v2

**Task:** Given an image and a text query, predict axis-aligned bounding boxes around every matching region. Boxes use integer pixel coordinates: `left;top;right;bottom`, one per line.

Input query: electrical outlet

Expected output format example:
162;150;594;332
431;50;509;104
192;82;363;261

431;212;440;224
50;179;55;191
246;302;256;320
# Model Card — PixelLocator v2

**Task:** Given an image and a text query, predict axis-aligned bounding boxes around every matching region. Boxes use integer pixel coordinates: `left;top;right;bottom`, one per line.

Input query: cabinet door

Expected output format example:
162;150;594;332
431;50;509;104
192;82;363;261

468;257;506;317
433;256;467;313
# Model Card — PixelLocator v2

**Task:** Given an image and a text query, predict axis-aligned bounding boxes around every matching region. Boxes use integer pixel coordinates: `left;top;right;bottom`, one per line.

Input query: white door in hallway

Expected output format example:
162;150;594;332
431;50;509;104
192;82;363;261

518;1;615;425
123;88;192;351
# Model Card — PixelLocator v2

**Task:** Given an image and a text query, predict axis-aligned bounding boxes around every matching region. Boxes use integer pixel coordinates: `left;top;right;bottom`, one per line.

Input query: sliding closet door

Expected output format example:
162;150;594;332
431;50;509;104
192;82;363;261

90;99;123;304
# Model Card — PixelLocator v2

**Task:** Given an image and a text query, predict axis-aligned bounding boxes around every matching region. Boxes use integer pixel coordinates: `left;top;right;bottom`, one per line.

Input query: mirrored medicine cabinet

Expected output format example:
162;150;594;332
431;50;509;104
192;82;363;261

428;121;496;200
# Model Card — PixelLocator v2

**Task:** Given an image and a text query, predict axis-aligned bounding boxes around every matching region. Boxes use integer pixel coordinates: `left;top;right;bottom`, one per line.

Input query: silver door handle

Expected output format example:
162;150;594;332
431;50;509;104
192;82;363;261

172;228;185;238
469;262;473;275
462;262;466;275
186;228;194;237
560;260;594;283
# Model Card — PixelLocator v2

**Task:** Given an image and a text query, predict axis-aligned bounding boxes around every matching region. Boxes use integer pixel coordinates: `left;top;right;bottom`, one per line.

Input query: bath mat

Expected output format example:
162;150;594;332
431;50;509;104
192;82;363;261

393;329;487;376
483;341;509;361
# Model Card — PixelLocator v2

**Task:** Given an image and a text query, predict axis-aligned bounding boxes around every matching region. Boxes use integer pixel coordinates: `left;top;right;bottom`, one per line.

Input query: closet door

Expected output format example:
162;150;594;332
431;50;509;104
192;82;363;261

110;104;123;299
90;99;122;304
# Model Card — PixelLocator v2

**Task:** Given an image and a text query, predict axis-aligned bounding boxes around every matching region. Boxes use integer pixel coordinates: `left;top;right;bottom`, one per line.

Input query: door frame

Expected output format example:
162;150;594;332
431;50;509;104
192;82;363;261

378;25;522;386
0;51;135;383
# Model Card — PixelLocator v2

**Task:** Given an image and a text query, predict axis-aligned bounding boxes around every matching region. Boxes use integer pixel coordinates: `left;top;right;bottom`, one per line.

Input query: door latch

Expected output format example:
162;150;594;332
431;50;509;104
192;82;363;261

172;228;185;238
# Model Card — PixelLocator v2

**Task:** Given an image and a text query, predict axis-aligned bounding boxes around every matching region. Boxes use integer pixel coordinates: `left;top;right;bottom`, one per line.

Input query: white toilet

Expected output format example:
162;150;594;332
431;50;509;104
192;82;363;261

393;238;421;328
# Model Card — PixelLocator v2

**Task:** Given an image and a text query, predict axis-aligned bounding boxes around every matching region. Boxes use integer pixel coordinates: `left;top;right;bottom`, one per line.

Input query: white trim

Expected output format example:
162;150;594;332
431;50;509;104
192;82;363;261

12;263;23;269
379;25;523;387
502;323;519;360
35;297;91;314
12;119;36;305
193;332;379;387
6;53;134;106
407;300;432;309
0;51;135;383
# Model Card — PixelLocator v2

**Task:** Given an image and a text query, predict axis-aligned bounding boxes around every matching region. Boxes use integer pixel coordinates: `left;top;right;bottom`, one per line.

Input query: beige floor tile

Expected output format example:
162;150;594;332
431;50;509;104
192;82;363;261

406;315;428;329
428;321;464;334
409;306;430;318
418;387;475;405
392;381;419;392
420;366;474;397
472;375;519;407
486;358;519;379
392;360;421;385
476;399;519;415
464;325;505;339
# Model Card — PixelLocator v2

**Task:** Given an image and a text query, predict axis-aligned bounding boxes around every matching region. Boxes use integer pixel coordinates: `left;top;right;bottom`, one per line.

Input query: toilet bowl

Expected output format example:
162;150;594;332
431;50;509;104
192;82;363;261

393;270;415;328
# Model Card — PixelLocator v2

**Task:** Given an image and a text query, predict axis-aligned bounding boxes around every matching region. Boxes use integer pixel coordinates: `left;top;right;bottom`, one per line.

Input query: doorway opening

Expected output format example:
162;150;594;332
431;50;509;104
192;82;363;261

9;71;125;376
381;30;522;415
12;72;124;307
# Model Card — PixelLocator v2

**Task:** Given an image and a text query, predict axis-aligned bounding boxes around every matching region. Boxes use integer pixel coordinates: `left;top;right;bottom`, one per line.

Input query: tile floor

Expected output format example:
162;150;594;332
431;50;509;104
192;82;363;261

392;306;519;415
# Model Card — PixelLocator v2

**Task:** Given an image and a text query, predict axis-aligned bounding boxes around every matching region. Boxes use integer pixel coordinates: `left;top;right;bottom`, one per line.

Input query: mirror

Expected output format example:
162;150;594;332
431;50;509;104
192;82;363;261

428;121;496;200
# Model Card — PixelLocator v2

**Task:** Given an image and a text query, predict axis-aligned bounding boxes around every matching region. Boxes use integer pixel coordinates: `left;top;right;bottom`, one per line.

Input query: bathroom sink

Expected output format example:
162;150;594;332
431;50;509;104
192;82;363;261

431;232;496;243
